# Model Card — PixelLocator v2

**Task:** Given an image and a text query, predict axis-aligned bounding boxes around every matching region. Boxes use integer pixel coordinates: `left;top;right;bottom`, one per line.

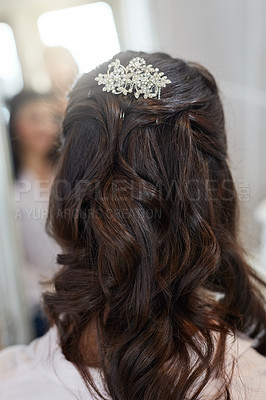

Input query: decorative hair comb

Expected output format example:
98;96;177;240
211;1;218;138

95;57;171;100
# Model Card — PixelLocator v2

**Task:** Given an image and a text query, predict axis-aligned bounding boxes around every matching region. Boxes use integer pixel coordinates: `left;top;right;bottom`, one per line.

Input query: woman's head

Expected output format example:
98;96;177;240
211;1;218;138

50;50;232;248
9;90;60;176
45;51;266;400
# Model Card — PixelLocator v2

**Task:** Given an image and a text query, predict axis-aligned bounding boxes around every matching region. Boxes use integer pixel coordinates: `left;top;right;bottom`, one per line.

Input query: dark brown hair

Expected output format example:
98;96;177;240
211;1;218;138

44;51;266;400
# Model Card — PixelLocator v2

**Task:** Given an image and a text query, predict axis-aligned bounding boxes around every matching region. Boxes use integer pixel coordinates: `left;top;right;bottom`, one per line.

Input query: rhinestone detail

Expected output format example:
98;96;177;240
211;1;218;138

95;57;171;99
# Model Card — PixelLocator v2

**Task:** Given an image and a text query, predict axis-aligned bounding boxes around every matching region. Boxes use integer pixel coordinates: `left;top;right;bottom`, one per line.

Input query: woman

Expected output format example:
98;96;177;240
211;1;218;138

9;90;61;336
1;51;266;399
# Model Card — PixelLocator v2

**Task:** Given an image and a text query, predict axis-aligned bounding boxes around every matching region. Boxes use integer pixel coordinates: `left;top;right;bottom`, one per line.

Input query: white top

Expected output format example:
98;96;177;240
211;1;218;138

0;327;266;399
14;169;60;310
0;327;109;400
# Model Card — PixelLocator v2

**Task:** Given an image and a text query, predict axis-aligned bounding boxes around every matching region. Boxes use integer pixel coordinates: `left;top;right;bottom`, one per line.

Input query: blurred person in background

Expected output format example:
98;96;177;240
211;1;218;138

44;46;79;114
8;90;61;337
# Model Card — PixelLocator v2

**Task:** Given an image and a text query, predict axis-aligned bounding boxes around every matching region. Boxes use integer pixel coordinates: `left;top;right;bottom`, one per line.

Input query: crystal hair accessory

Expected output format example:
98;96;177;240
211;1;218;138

95;57;171;100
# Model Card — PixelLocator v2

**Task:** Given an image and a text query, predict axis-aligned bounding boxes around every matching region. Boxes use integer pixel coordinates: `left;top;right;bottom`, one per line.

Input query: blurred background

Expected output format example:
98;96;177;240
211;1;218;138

0;0;265;348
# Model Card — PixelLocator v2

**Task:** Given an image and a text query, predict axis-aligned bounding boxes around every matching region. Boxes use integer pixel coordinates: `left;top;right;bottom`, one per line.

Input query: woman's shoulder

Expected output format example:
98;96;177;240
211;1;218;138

0;327;105;400
236;333;266;367
224;333;266;399
0;328;71;399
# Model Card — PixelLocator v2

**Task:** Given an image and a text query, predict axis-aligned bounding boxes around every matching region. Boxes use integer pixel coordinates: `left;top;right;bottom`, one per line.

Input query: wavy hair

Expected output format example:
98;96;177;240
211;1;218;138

44;51;266;399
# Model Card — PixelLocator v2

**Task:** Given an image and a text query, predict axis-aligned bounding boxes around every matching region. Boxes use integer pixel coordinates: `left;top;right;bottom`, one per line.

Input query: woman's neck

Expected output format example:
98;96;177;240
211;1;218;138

20;152;53;181
79;319;101;368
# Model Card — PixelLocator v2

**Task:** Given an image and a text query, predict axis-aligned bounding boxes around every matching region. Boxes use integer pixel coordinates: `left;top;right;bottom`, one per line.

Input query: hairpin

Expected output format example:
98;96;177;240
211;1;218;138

95;57;171;100
119;110;125;120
